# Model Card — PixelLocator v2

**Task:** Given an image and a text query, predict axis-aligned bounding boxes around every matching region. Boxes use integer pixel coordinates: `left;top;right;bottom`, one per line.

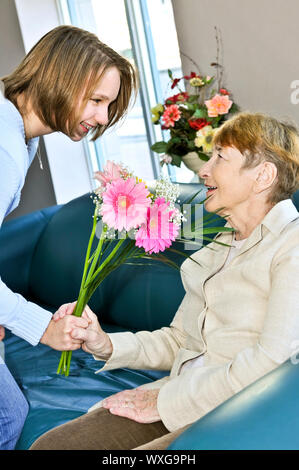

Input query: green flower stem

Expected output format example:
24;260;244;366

78;206;98;294
85;237;126;288
57;218;106;376
71;223;109;318
57;351;64;375
57;228;128;376
84;225;107;286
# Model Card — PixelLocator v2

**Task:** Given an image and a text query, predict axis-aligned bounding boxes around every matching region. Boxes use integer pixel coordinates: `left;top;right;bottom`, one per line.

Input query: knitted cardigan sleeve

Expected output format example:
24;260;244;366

0;147;52;345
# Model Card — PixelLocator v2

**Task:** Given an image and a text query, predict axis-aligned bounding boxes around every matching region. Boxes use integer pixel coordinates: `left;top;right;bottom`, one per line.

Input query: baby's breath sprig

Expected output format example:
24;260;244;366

155;177;181;207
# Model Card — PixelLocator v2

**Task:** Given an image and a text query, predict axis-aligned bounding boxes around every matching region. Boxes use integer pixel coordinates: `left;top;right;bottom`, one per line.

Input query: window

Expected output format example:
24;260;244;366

57;0;195;185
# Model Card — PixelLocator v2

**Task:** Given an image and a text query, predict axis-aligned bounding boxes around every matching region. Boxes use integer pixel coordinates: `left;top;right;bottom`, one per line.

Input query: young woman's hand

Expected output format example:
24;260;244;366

40;315;90;351
52;301;78;320
53;302;113;360
40;303;91;351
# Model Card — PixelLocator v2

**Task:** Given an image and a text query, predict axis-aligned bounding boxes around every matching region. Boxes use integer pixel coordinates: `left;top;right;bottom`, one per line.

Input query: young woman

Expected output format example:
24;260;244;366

0;25;137;449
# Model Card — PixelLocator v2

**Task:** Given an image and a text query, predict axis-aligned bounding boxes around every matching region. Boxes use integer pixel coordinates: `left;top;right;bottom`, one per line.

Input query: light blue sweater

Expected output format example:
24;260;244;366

0;95;52;360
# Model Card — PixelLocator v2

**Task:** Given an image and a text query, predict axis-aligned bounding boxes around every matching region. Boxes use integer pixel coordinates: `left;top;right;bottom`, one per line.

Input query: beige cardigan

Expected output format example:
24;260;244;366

94;199;299;431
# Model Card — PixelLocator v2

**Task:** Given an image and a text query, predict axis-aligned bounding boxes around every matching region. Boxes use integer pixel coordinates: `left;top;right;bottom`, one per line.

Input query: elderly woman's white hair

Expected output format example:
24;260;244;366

213;112;299;204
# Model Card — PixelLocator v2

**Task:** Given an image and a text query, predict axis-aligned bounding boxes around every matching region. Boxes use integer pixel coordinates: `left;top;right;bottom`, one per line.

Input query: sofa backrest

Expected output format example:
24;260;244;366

0;206;60;297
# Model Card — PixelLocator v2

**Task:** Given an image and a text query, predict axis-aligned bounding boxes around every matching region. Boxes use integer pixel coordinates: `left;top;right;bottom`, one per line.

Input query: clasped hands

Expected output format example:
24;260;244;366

40;301;113;358
43;301;161;424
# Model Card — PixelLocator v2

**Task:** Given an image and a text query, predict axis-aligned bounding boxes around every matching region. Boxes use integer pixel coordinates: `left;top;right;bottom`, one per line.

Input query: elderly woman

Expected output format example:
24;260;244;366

30;112;299;450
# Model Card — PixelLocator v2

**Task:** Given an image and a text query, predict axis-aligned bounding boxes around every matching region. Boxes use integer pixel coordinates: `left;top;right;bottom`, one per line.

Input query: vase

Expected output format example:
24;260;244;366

181;152;206;182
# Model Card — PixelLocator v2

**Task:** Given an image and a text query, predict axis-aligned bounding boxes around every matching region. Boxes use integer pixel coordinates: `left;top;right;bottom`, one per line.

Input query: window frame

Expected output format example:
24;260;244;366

57;0;182;182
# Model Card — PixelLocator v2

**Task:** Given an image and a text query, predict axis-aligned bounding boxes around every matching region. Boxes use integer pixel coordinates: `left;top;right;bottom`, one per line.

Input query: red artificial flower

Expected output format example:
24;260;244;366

188;118;211;131
171;78;181;89
165;92;189;104
219;88;229;95
184;71;198;80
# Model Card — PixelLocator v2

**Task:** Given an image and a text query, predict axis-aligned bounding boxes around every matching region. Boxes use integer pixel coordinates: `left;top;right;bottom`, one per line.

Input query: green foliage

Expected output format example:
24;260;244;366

192;108;208;119
151;141;168;153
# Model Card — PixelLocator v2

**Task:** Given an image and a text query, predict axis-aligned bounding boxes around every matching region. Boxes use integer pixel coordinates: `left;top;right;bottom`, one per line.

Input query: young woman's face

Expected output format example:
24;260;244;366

70;66;121;141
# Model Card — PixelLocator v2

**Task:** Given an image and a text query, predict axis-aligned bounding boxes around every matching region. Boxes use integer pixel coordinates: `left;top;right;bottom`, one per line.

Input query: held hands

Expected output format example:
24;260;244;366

52;302;113;359
40;303;91;351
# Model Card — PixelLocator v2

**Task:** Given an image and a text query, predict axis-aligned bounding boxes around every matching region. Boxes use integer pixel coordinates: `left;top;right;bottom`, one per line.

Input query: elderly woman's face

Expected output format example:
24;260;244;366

198;145;258;214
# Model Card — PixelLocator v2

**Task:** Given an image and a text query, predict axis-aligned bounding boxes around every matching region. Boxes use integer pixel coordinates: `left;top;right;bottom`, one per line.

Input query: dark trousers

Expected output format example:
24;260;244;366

30;407;175;450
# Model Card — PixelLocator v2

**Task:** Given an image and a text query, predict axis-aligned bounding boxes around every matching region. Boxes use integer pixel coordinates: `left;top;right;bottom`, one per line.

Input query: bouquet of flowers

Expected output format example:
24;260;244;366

57;160;234;376
151;68;238;168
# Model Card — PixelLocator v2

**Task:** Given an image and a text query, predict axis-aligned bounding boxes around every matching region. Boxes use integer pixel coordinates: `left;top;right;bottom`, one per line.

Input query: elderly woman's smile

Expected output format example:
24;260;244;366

199;142;278;240
200;145;255;209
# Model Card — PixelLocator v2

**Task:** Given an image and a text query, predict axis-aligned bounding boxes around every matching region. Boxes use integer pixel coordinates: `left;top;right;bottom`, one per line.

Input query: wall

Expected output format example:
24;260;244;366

172;0;299;125
0;0;24;75
0;0;56;221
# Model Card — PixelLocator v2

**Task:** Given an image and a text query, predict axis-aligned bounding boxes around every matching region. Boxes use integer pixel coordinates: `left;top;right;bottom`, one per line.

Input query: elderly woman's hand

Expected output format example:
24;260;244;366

102;388;161;424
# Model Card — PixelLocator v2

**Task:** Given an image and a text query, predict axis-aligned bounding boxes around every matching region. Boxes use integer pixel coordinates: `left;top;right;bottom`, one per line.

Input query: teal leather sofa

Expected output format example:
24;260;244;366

1;183;299;450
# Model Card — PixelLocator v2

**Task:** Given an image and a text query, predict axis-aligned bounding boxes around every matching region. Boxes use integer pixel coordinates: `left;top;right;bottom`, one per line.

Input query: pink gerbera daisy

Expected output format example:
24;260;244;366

101;177;151;231
94;160;124;187
135;198;180;254
162;104;181;128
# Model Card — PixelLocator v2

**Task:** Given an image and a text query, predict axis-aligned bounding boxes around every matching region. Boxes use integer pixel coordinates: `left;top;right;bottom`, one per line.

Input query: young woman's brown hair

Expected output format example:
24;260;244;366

213;112;299;204
2;25;138;140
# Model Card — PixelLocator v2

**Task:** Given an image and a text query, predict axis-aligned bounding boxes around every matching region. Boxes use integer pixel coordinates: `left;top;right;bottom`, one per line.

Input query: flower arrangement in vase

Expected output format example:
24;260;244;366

151;57;238;175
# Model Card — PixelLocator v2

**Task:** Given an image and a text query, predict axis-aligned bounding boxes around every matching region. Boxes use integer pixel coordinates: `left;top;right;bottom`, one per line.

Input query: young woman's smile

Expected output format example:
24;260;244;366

71;66;121;142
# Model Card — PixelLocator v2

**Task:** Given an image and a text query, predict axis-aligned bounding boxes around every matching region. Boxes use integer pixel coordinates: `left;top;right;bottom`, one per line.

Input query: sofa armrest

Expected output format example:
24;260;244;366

167;359;297;450
0;205;61;296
